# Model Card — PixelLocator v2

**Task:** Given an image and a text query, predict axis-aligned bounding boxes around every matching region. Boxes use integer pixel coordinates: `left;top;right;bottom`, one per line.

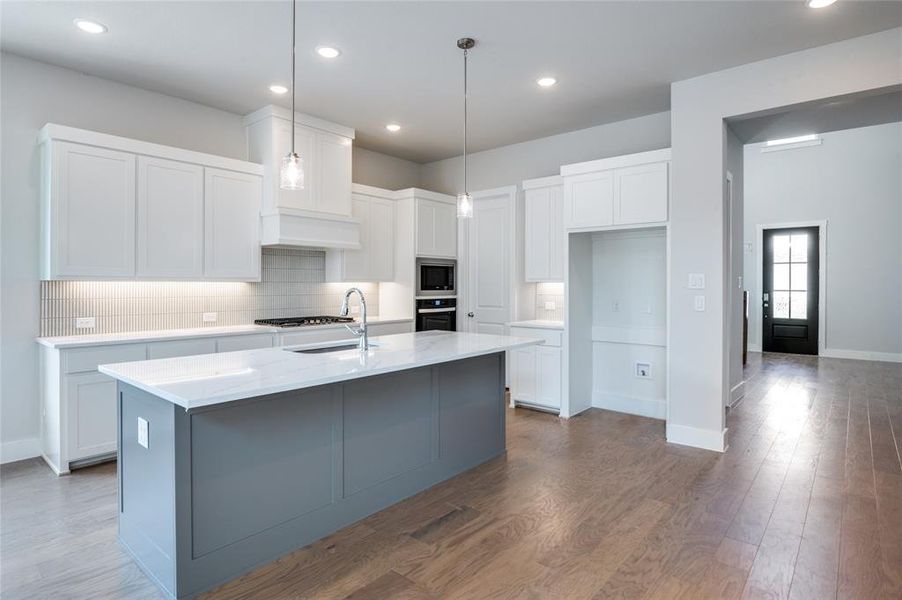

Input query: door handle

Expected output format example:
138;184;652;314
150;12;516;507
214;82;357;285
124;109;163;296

467;312;475;318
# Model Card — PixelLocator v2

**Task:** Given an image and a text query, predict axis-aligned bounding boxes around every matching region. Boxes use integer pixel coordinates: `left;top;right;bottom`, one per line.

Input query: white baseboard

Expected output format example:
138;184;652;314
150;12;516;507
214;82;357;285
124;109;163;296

820;348;902;363
747;343;761;353
666;423;728;452
1;437;41;464
592;391;666;420
730;381;746;406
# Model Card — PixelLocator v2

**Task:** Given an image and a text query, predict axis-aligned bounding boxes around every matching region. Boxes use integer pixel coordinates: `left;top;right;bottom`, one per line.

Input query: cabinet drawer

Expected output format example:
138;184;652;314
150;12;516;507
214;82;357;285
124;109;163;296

216;334;274;353
65;344;147;374
509;327;562;347
147;338;217;359
369;322;413;337
277;329;349;347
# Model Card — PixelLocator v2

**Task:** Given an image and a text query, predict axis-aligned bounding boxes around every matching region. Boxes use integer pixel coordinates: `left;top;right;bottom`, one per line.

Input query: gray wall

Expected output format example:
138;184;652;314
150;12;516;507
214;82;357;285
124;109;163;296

352;147;420;190
669;27;901;450
0;53;418;457
743;122;902;358
418;112;671;194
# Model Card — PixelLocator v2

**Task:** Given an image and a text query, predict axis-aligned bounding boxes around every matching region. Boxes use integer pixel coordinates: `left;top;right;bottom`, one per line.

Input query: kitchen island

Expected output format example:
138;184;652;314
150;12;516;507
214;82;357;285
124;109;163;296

99;331;540;600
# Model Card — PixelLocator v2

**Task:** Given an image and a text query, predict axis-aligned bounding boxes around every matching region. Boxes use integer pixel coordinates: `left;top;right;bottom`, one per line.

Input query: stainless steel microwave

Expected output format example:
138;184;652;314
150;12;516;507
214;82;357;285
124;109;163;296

416;258;456;296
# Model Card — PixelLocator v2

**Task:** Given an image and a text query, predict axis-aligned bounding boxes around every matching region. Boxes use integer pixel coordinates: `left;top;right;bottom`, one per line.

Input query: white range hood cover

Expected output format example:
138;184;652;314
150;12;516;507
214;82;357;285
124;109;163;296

260;208;361;250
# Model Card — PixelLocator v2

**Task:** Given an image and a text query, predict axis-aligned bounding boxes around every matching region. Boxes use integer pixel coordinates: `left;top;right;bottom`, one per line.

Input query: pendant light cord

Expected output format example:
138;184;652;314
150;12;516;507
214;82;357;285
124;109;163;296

290;0;296;155
463;47;468;194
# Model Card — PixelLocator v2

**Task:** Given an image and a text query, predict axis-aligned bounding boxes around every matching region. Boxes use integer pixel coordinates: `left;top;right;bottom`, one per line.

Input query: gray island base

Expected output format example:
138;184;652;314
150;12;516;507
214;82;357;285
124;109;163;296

117;352;506;599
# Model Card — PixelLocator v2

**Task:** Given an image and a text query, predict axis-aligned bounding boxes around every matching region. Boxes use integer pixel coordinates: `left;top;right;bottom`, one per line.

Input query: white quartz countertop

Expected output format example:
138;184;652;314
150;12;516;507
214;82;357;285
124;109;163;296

36;317;414;349
99;331;540;410
508;320;564;330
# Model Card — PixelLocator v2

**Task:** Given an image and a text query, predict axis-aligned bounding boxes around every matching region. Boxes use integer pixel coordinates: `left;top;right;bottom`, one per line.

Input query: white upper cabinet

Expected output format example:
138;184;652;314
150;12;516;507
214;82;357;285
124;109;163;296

204;168;262;281
40;124;263;281
325;185;395;282
136;156;204;279
245;106;355;218
561;148;670;231
44;141;137;278
415;197;457;258
523;176;564;282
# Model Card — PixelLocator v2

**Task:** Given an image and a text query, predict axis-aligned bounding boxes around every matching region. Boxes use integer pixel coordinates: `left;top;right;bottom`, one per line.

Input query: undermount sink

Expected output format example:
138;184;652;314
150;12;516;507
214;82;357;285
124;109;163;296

289;342;379;354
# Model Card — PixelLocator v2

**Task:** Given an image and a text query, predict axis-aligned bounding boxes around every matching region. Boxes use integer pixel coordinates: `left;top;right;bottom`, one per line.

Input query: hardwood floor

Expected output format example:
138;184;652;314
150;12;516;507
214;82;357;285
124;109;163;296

3;352;901;599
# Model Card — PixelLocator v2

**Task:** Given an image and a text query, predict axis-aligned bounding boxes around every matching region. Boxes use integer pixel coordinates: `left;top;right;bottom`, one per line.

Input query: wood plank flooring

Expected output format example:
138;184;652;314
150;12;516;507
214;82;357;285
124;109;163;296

3;352;901;599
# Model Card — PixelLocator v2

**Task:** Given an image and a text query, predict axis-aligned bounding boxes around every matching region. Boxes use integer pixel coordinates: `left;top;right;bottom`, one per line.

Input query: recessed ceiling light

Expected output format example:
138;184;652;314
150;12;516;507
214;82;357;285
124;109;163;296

765;134;819;147
807;0;837;7
385;123;401;133
316;46;341;59
537;77;557;88
269;84;288;95
73;18;107;34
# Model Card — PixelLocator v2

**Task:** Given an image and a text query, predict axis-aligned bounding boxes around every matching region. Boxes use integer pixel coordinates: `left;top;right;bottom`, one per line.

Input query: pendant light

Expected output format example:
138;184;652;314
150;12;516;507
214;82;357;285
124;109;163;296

456;37;475;219
280;0;304;190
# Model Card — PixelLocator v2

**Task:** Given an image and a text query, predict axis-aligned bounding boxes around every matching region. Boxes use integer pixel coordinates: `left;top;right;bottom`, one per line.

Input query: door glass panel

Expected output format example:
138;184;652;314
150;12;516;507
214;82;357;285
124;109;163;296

790;263;807;291
773;264;789;290
773;235;790;262
774;291;790;318
790;292;807;319
790;234;808;262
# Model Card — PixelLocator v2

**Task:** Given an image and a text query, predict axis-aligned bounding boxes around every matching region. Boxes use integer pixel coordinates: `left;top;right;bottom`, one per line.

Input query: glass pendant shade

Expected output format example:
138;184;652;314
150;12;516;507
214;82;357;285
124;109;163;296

456;192;473;219
280;152;304;190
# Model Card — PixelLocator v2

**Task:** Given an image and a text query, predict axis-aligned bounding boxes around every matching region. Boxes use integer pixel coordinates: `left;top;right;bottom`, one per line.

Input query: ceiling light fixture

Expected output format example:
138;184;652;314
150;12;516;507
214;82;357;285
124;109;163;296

74;18;107;34
456;37;475;219
806;0;838;7
279;0;304;190
385;123;401;133
316;46;341;59
765;134;819;147
269;84;288;94
537;77;557;87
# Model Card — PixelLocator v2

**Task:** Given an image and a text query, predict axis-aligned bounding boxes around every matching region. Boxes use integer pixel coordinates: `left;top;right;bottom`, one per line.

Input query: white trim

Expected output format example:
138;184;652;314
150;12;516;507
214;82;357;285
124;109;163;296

748;343;762;353
1;438;42;464
730;381;746;406
755;220;828;354
561;148;671;177
351;183;396;200
522;174;563;190
242;104;355;139
666;424;728;452
593;392;666;420
759;138;822;153
39;124;263;175
392;187;456;204
819;348;902;363
724;170;734;413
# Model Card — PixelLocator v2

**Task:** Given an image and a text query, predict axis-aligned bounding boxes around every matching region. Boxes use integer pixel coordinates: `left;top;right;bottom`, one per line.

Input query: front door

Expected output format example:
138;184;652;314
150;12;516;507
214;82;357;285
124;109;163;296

762;227;819;355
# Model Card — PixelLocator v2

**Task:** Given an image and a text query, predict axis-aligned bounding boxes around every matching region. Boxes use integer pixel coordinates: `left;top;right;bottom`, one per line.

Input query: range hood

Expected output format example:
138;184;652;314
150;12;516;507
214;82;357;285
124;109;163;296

244;105;360;250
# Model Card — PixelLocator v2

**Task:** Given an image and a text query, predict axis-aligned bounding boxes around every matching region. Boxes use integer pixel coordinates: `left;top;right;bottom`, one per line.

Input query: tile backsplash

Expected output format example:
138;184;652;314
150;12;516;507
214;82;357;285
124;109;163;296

534;282;564;321
40;248;379;337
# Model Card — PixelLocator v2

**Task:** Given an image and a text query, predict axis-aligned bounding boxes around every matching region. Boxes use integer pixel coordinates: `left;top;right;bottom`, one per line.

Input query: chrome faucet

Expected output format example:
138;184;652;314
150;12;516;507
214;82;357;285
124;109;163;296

339;287;369;352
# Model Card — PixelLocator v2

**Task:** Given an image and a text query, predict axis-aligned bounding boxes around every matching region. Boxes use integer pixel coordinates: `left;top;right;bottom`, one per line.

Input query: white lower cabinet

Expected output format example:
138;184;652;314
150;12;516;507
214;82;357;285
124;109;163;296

66;371;119;462
508;325;563;412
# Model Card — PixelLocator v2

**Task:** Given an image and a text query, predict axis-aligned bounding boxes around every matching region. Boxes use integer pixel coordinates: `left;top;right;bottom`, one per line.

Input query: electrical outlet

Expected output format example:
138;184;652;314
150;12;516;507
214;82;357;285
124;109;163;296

137;417;149;449
611;300;620;312
544;301;556;311
75;316;95;330
694;295;706;312
688;273;706;289
635;362;652;379
202;312;218;323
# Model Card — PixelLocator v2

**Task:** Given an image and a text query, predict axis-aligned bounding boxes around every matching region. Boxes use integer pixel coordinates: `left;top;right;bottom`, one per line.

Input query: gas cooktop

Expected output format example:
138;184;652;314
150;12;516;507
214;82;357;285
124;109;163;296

254;316;355;328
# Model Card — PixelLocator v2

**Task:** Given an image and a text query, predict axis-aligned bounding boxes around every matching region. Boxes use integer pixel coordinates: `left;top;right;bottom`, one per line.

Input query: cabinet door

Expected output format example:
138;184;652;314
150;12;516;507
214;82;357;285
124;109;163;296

341;196;371;280
54;142;136;278
204;168;262;280
510;346;536;404
147;338;217;359
136;156;204;278
432;201;457;258
535;346;562;409
563;171;614;229
316;131;352;216
274;123;317;212
369;197;395;281
66;371;118;461
415;199;437;256
524;188;552;281
216;334;274;353
614;162;668;225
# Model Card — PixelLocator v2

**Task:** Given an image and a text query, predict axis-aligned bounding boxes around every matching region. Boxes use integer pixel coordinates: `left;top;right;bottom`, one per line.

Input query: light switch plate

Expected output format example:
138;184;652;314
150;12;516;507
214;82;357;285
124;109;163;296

694;295;706;312
75;316;96;330
137;417;149;449
544;301;556;310
202;312;217;323
635;362;652;379
688;273;706;289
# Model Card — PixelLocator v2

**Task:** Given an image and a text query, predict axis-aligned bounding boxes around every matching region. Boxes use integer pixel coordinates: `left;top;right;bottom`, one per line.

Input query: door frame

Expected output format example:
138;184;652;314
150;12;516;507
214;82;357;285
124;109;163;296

755;220;828;355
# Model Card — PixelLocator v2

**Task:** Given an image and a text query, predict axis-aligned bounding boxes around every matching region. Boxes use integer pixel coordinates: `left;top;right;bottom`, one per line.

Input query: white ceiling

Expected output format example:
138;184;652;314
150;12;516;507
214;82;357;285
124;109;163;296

3;1;901;162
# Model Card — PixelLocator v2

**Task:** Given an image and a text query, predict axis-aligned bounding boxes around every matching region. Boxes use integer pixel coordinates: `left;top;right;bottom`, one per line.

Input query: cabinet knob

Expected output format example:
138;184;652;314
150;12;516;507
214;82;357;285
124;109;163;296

467;312;475;318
